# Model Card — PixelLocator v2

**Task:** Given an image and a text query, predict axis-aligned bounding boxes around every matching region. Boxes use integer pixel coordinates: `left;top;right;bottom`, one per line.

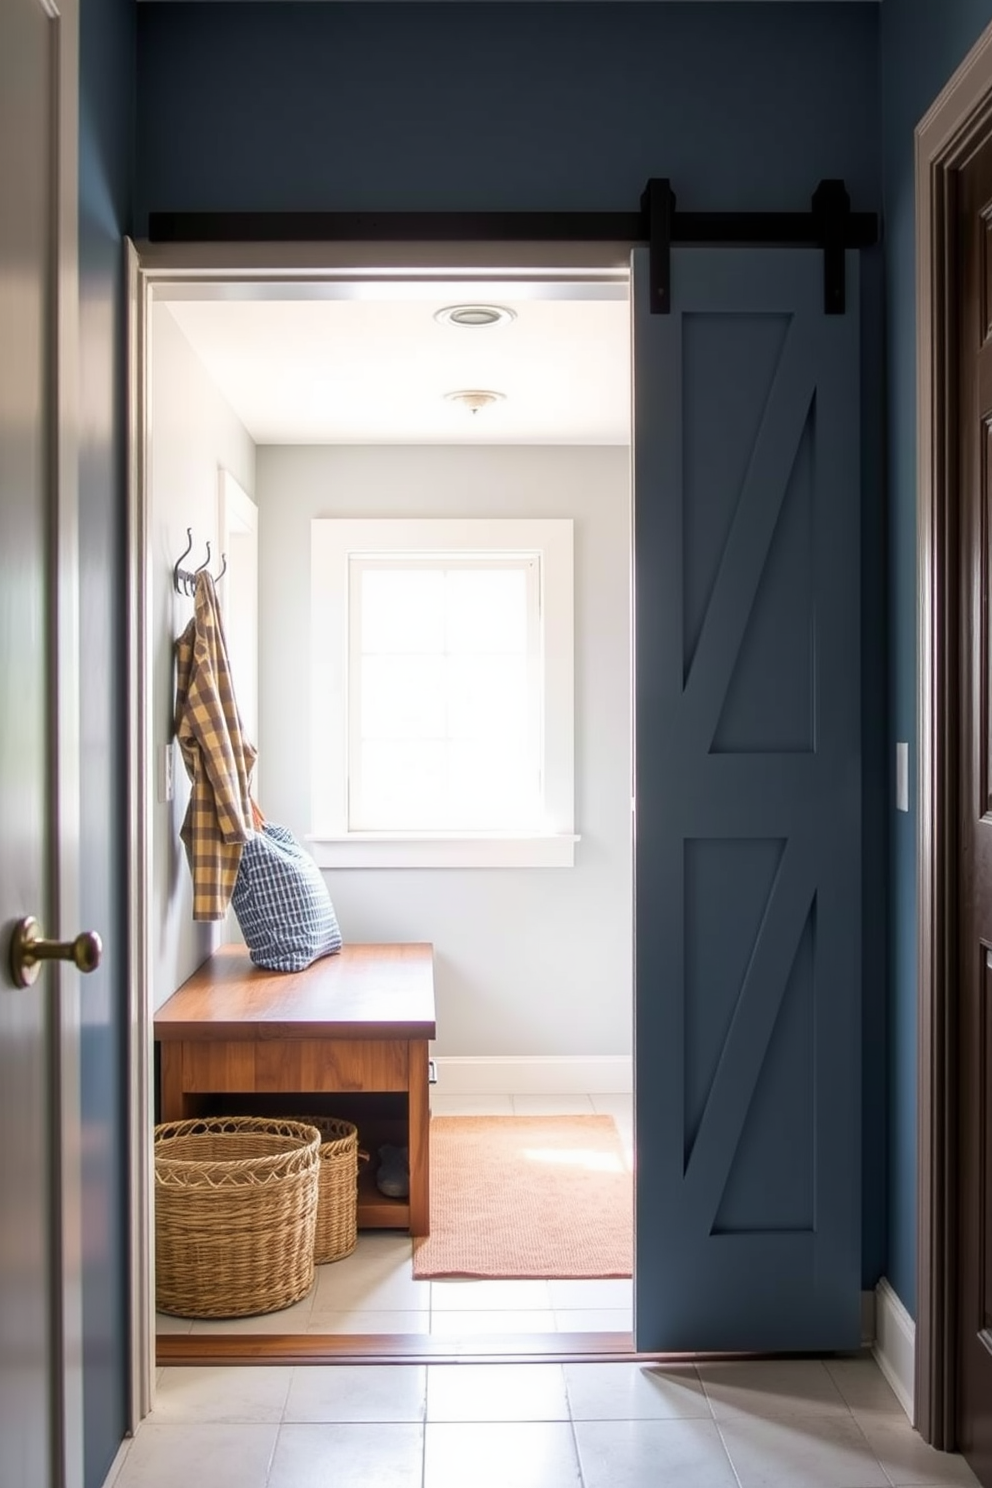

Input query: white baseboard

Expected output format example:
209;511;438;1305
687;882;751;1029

872;1278;915;1422
431;1055;632;1095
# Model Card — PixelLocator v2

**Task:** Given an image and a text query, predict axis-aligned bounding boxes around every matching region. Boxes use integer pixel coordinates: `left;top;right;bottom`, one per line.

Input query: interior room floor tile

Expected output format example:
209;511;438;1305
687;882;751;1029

574;1417;740;1488
563;1362;712;1421
313;1233;414;1283
511;1095;597;1115
429;1307;558;1335
111;1422;278;1488
346;1232;415;1260
268;1422;424;1488
154;1312;193;1335
282;1364;427;1424
428;1094;515;1116
429;1279;553;1311
311;1275;430;1314
589;1094;633;1120
425;1362;570;1422
548;1278;632;1309
311;1239;426;1313
330;1231;413;1260
423;1420;581;1488
150;1365;293;1423
306;1309;428;1336
186;1296;314;1335
553;1307;632;1332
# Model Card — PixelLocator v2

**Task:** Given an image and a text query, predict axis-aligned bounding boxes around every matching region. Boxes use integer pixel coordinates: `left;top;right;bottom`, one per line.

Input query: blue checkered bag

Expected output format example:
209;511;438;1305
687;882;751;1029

232;823;343;972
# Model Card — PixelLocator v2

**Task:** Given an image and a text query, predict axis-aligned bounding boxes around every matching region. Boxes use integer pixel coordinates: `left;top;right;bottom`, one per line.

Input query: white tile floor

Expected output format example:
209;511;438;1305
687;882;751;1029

156;1094;636;1340
110;1356;980;1488
137;1096;983;1487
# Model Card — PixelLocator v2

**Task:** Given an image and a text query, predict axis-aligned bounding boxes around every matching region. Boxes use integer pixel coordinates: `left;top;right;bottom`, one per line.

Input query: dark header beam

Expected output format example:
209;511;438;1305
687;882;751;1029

147;210;647;243
147;179;879;316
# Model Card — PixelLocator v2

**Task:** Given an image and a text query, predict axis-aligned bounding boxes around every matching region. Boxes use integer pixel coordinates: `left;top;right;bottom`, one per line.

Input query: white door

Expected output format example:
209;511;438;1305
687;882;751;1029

0;2;87;1484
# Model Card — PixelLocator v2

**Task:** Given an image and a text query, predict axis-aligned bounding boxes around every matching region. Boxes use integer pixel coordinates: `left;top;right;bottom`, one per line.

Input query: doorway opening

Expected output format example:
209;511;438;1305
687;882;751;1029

129;251;636;1379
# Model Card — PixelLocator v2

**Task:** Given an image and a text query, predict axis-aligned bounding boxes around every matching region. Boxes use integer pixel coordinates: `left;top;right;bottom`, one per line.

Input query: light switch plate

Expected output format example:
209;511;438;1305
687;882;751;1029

896;741;909;813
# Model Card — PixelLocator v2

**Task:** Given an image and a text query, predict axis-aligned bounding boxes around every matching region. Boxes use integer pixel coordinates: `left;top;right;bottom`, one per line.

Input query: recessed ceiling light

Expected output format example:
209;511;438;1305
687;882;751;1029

434;304;516;328
444;389;506;414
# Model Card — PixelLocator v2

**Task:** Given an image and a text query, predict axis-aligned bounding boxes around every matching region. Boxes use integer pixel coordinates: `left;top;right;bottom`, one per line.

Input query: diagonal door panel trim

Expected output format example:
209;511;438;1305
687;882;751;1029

683;833;816;1230
683;325;817;753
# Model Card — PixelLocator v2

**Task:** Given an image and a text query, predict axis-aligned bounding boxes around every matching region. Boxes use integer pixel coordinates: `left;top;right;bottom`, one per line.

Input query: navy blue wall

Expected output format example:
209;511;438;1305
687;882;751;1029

135;2;880;221
79;0;134;1481
134;0;887;1286
880;0;992;1320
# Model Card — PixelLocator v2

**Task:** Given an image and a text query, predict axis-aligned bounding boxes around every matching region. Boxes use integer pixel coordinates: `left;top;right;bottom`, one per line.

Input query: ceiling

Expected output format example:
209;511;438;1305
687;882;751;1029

162;283;631;445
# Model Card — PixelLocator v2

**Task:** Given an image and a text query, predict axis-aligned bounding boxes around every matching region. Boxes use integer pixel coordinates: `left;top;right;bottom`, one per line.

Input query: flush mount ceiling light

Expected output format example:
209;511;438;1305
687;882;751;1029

444;389;506;414
434;304;516;328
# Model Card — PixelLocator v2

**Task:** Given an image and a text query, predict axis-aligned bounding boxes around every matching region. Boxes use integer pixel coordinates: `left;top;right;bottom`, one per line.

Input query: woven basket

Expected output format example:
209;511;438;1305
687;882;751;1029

154;1116;321;1318
295;1116;361;1264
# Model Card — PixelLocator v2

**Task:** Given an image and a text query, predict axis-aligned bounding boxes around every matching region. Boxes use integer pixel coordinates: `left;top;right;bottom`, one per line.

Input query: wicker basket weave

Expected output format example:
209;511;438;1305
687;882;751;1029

154;1116;321;1318
295;1116;361;1264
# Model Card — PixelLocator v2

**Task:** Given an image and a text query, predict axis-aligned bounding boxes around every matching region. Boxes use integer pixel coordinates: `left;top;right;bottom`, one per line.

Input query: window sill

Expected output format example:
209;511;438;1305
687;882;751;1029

306;833;579;869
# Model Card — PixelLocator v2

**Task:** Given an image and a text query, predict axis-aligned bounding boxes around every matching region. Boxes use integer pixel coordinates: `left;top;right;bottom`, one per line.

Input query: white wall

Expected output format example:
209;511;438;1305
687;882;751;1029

256;444;632;1059
149;303;256;1010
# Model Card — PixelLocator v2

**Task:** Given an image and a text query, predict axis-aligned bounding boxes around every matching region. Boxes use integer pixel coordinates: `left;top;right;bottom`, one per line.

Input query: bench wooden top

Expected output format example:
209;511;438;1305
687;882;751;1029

154;943;436;1042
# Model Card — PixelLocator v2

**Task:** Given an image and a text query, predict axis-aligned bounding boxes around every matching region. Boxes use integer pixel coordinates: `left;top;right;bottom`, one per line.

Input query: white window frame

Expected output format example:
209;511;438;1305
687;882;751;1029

310;517;576;867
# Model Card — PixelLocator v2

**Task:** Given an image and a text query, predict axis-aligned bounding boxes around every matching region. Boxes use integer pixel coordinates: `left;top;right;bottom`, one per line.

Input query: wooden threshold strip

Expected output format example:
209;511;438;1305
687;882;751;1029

157;1330;640;1367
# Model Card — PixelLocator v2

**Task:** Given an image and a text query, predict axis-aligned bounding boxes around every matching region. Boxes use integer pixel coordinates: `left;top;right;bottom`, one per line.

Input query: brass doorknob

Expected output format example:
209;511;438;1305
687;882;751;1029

8;916;102;989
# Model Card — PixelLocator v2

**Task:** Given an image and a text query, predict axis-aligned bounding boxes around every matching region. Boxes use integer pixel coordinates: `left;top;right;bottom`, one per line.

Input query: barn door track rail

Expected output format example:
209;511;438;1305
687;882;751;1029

147;178;878;316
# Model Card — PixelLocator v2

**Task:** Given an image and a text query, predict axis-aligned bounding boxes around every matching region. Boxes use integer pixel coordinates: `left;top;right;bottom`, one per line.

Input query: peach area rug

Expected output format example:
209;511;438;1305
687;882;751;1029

412;1114;633;1280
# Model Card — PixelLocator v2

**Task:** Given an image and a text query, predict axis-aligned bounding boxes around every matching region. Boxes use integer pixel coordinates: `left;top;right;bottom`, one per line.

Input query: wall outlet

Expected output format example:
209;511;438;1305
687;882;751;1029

896;741;909;813
158;742;174;804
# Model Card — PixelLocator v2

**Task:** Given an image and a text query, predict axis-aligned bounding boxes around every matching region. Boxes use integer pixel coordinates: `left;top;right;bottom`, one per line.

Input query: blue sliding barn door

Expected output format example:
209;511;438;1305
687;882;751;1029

632;248;861;1352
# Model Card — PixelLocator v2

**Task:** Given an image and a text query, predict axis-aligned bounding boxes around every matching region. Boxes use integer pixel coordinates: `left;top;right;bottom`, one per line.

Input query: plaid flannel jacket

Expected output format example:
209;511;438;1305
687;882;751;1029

174;572;257;921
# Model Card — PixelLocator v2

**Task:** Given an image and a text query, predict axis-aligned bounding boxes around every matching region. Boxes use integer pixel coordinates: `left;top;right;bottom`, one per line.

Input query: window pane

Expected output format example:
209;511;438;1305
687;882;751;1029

361;655;446;739
350;553;543;831
358;740;447;828
356;740;541;831
444;568;530;655
446;655;531;742
360;568;445;653
447;741;541;829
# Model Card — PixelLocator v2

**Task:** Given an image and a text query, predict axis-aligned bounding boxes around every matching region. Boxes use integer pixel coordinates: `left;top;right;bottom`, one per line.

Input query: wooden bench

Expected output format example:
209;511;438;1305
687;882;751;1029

153;943;436;1236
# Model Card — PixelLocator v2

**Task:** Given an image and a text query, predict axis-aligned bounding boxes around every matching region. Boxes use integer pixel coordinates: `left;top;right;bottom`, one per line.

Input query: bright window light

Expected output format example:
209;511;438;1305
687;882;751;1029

349;557;542;831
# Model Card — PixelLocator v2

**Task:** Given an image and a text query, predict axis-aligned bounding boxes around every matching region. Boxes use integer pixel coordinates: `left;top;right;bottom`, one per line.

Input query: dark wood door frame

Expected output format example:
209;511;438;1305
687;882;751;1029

916;18;992;1449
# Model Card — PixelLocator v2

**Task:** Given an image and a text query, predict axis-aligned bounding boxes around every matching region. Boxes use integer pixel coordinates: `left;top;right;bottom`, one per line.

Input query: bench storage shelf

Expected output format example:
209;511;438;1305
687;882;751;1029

153;943;436;1236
